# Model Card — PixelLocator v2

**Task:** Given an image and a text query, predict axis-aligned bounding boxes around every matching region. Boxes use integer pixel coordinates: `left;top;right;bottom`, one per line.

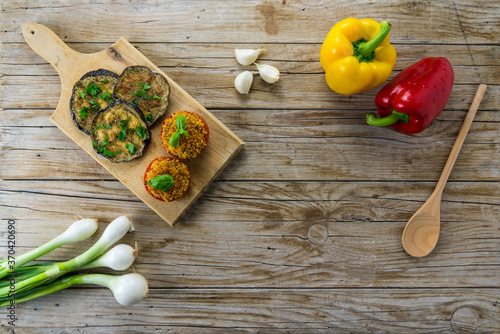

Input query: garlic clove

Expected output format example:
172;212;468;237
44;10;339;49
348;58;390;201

255;63;280;84
234;71;256;94
234;49;266;66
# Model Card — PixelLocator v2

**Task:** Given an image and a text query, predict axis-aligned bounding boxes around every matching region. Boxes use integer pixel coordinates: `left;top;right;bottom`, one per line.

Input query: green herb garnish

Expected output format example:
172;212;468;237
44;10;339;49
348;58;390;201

89;100;100;111
92;141;98;148
101;135;109;146
86;83;101;97
105;124;112;129
133;100;139;105
80;91;86;99
169;114;189;147
118;129;126;141
102;148;119;158
91;127;95;133
101;80;107;85
118;120;128;142
153;95;161;99
79;106;89;119
98;91;112;102
169;132;181;147
125;143;135;154
146;114;153;122
132;81;152;100
148;174;174;192
97;124;104;131
135;125;147;139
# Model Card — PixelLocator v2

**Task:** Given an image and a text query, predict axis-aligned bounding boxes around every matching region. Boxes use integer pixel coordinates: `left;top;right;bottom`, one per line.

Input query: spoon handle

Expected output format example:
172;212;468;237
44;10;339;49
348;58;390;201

435;84;487;194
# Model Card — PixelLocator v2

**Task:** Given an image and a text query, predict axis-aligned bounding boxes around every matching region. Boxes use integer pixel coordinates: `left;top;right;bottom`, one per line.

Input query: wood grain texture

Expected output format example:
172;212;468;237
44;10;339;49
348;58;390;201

1;288;499;333
0;0;499;332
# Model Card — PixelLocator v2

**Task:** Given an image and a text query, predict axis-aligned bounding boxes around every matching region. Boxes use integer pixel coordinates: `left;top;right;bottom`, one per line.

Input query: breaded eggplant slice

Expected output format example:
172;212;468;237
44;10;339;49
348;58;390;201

91;101;151;163
112;66;171;126
70;69;119;134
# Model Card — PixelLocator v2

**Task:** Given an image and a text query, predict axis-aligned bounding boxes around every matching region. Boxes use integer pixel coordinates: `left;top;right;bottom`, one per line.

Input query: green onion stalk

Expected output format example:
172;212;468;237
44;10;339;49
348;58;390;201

0;216;134;299
0;273;148;307
0;243;138;289
0;218;98;280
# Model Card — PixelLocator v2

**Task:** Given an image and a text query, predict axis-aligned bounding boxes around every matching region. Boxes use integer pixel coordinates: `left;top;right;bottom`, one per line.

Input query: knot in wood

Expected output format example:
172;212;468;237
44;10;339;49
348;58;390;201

307;224;328;245
451;306;480;334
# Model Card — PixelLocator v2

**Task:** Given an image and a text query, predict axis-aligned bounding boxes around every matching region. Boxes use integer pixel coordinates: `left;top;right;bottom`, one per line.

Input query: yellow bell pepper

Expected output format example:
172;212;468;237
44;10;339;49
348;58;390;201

320;18;397;95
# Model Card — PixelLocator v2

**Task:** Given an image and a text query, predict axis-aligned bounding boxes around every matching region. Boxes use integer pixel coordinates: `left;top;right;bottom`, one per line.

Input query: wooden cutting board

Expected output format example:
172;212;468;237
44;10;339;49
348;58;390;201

22;22;245;226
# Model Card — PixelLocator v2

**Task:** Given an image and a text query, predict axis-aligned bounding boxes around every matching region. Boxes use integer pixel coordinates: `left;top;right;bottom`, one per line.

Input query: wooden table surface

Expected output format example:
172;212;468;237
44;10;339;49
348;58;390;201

1;1;499;333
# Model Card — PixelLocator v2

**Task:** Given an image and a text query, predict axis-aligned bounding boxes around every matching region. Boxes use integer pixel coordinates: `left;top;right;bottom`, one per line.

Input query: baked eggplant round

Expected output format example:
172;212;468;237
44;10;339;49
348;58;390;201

90;101;151;163
70;69;119;134
144;157;190;202
112;66;171;126
161;111;209;160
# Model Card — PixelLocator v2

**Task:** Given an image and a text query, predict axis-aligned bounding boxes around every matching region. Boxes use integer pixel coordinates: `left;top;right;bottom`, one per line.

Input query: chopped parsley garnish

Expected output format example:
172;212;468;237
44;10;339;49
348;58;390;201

153;95;161;99
101;80;107;85
132;81;152;100
97;124;104;131
98;91;112;102
133;99;139;105
94;136;120;158
102;148;120;158
91;127;96;133
125;143;136;154
89;100;100;111
118;120;127;141
135;124;147;139
79;106;89;119
105;124;112;129
146;114;153;122
80;91;86;99
86;83;101;97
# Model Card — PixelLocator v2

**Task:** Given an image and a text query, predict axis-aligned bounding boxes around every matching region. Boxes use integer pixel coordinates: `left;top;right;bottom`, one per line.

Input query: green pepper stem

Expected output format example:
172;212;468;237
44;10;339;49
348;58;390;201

356;21;392;58
366;110;409;127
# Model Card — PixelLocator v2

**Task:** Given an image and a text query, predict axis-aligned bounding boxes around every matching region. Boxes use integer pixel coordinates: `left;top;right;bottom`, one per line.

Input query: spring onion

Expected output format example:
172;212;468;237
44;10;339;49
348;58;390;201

0;216;148;307
0;273;148;307
0;218;98;279
80;243;138;271
0;216;134;298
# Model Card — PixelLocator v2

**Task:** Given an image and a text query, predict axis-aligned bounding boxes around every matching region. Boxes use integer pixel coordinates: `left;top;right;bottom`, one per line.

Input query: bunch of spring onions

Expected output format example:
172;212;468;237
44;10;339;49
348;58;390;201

0;216;148;307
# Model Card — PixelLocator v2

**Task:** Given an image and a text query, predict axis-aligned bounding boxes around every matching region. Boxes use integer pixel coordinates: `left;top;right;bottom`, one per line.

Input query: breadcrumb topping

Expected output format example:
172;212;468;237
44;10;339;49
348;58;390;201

144;157;190;202
161;111;208;160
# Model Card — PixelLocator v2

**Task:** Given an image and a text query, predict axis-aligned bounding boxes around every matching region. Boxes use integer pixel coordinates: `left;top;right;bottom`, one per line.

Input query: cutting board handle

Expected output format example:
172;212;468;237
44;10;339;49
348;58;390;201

22;22;81;77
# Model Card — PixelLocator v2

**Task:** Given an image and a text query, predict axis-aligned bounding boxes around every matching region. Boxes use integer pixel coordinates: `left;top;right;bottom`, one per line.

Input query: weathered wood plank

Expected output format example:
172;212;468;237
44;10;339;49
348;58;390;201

1;123;498;181
2;42;499;76
1;74;498;111
2;288;499;333
0;180;498;288
2;107;500;130
2;0;499;44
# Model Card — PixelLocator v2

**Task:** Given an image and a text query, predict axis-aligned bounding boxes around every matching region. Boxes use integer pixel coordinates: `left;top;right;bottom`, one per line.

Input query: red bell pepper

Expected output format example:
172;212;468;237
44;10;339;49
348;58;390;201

366;57;454;134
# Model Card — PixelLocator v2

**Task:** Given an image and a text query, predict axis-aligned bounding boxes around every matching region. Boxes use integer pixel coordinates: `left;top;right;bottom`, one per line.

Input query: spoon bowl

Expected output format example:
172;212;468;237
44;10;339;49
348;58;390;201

402;193;441;257
402;84;487;257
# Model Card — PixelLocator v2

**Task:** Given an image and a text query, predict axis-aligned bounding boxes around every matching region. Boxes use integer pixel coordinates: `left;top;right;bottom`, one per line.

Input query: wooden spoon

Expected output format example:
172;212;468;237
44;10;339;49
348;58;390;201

402;84;487;257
